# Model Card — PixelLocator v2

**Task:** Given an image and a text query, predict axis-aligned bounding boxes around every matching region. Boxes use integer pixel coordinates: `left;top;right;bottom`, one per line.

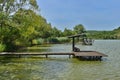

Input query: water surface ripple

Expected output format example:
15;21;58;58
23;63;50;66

0;40;120;80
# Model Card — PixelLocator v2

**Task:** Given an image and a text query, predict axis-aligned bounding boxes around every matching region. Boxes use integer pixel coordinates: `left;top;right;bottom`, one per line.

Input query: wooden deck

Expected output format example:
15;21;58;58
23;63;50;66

74;51;108;57
0;51;107;60
0;52;73;58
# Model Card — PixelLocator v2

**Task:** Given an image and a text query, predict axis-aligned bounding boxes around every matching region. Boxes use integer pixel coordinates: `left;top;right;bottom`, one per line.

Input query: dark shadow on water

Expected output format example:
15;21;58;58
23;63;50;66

0;56;15;63
76;56;104;61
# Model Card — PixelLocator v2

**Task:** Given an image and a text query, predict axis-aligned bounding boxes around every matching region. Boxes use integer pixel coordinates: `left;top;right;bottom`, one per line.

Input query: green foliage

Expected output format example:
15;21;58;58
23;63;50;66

87;30;117;39
0;0;39;14
48;37;59;43
51;27;62;37
0;0;53;51
74;24;86;34
0;12;20;51
56;37;70;43
0;43;6;52
32;38;44;45
63;28;74;36
47;37;70;43
113;27;120;38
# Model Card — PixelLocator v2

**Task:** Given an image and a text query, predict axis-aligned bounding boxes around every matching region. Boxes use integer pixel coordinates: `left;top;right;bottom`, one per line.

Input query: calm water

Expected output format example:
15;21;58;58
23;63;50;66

0;40;120;80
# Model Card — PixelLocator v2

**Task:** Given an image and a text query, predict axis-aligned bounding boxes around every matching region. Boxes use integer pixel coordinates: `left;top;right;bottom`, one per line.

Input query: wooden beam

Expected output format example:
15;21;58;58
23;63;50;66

72;37;75;51
68;34;84;38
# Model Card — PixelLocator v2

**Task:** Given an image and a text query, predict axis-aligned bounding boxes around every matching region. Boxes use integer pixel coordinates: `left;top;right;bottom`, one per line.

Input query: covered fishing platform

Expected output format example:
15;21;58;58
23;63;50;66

68;34;108;60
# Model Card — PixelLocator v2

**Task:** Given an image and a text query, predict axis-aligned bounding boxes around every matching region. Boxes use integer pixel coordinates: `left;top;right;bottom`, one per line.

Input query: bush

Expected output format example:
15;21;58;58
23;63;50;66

32;38;44;45
0;43;6;52
56;37;70;43
48;37;59;43
48;37;70;43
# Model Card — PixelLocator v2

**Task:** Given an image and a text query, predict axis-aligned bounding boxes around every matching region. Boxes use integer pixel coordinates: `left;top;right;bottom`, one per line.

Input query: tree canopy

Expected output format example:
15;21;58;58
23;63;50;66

0;0;52;51
0;0;38;14
74;24;86;34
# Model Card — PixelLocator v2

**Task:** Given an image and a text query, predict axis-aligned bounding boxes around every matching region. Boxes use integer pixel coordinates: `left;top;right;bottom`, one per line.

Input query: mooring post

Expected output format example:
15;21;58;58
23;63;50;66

45;54;48;58
69;55;71;58
72;54;75;58
18;54;21;58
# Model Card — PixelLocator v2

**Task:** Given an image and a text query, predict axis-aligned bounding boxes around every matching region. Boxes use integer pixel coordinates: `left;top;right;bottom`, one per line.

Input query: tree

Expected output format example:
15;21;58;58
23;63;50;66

0;12;19;51
0;0;38;15
73;24;86;34
63;28;73;36
0;0;51;51
13;9;52;46
113;26;120;39
51;27;62;37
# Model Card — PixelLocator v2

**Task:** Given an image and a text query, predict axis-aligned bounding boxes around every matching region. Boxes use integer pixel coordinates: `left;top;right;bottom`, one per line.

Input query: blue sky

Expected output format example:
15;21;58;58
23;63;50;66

37;0;120;31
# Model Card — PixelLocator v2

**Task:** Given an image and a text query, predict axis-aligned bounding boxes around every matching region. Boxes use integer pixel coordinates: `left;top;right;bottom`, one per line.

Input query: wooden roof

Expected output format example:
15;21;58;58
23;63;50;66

68;34;85;38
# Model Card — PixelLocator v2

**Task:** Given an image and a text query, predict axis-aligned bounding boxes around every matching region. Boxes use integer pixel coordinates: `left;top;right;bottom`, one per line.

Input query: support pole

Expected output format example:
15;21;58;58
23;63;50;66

45;55;48;58
18;55;21;58
72;37;75;51
69;55;71;58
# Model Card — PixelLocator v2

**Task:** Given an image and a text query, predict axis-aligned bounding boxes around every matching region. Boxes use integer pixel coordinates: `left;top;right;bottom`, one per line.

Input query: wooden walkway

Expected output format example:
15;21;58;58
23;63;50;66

0;51;107;60
74;51;107;57
0;52;73;58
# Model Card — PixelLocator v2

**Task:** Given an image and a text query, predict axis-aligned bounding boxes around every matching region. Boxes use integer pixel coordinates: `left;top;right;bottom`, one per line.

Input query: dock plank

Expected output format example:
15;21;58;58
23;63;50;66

0;51;108;57
74;51;108;57
0;52;74;56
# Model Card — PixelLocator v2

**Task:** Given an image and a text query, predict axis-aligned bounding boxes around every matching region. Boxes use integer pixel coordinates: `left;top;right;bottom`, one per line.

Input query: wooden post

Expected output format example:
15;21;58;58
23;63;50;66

72;37;75;51
72;54;75;58
18;55;21;58
69;55;71;58
45;55;48;58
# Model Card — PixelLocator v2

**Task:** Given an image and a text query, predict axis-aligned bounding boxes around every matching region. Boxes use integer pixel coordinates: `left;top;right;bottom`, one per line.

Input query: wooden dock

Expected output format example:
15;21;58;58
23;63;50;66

0;34;108;61
0;51;107;60
0;52;73;58
74;51;107;57
74;51;108;60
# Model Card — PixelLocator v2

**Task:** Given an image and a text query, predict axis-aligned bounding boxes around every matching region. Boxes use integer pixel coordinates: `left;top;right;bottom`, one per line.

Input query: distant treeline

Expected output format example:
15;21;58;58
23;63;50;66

86;27;120;39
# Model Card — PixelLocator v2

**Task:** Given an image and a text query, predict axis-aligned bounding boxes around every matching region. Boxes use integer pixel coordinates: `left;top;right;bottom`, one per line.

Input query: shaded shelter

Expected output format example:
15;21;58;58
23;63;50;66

68;34;85;51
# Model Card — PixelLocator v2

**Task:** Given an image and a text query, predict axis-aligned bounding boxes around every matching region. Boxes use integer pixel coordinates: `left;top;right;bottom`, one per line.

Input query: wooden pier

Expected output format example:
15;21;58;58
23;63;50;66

0;52;73;58
0;34;108;61
67;34;108;60
0;51;107;60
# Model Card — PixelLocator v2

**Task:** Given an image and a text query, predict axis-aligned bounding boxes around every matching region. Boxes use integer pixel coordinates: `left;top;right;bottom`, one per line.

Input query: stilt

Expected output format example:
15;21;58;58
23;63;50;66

45;55;48;58
69;55;71;58
72;37;75;51
18;55;21;58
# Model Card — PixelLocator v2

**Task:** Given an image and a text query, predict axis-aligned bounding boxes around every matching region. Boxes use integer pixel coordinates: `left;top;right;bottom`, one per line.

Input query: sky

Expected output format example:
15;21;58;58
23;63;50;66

37;0;120;31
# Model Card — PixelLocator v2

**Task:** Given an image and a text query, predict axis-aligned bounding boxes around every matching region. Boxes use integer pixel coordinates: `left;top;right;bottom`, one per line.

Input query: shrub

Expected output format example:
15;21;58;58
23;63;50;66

56;37;70;43
32;38;44;45
48;37;59;43
0;43;6;52
48;37;70;43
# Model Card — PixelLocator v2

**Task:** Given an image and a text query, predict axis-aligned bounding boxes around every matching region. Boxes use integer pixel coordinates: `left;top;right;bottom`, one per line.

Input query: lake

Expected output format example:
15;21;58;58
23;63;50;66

0;40;120;80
